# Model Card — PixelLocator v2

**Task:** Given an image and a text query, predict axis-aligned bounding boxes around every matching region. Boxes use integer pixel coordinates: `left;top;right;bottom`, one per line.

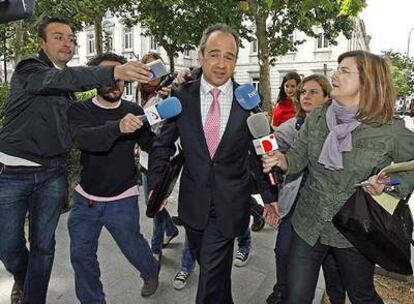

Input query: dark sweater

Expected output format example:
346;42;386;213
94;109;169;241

68;99;153;197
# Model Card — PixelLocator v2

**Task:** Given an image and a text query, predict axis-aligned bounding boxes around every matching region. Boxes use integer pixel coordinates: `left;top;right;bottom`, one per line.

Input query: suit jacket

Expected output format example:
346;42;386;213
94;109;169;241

148;79;277;238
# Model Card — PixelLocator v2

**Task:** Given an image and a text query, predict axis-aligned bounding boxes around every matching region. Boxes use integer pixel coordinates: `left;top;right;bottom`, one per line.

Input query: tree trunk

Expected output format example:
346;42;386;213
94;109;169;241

94;17;103;56
2;32;7;82
168;52;175;73
13;21;25;65
255;10;272;114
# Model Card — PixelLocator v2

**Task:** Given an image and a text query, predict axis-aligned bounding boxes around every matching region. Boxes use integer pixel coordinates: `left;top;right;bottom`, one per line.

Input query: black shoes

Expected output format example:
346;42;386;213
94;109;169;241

141;263;160;297
266;291;282;304
251;216;265;232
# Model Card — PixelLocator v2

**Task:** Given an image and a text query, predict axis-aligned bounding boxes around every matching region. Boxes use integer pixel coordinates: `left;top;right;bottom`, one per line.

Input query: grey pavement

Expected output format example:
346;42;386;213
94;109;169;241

0;190;327;304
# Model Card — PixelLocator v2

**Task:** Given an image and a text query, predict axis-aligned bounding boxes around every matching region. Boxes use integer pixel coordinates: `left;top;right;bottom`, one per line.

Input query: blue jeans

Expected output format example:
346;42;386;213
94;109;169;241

180;226;251;273
68;192;158;304
142;172;178;254
0;166;67;304
274;206;345;303
286;231;383;304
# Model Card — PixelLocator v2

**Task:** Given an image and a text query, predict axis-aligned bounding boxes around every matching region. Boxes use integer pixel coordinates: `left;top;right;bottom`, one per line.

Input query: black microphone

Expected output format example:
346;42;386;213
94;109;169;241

247;113;284;187
155;73;176;93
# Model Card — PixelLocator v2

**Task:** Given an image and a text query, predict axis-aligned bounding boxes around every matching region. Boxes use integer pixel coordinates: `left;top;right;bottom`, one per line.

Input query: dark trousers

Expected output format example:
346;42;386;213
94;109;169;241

274;205;345;303
285;231;384;304
0;166;67;304
68;192;158;304
185;216;235;304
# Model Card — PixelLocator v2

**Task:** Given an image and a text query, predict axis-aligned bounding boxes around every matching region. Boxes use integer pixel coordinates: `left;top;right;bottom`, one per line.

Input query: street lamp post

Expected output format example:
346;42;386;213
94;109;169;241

407;26;414;57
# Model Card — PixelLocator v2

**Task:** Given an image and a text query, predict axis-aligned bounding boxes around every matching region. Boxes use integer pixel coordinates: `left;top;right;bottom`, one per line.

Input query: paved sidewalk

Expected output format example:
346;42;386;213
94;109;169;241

0;190;327;304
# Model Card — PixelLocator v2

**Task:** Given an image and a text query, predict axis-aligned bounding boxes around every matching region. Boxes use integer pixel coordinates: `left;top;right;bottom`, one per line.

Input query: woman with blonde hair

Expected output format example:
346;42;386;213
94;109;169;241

263;50;414;303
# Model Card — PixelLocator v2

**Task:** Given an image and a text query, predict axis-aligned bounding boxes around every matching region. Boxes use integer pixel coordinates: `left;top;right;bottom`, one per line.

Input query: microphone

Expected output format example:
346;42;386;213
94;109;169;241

0;0;36;24
247;113;284;187
139;96;182;126
155;73;176;93
235;84;263;113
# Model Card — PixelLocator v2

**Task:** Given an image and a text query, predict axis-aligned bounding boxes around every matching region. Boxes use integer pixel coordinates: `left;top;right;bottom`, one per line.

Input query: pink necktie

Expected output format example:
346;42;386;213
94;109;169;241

204;88;221;158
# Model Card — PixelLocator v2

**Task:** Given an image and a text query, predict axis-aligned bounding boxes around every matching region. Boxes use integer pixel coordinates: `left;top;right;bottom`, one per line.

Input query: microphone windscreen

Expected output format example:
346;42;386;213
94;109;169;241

156;96;182;119
235;84;261;110
247;113;271;138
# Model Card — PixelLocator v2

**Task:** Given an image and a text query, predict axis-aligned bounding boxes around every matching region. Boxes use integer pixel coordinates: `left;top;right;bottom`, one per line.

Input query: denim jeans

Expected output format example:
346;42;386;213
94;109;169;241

68;191;158;304
0;166;67;304
286;231;383;304
273;203;345;303
180;226;251;273
142;172;178;254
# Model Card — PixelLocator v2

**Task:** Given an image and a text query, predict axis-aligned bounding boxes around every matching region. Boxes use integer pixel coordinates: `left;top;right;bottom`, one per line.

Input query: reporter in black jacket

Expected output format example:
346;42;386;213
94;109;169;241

0;17;153;304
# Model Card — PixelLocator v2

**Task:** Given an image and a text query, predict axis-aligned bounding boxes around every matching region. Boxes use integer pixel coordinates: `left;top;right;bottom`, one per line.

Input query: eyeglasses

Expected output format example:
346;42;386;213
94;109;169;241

299;89;321;96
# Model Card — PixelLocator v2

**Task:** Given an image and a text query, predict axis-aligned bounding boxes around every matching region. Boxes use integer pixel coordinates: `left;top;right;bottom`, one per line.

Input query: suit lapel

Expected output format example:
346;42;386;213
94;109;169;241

213;83;243;160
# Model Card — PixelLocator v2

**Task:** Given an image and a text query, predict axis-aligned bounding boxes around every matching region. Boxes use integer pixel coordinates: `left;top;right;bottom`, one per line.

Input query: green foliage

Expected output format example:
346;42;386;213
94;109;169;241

246;0;366;61
338;0;367;16
0;82;9;126
384;50;414;96
121;0;249;71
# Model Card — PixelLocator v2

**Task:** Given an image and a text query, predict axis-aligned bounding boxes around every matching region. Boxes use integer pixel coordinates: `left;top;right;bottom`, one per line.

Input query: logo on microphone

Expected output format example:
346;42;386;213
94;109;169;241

253;134;278;155
247;91;258;98
144;105;163;126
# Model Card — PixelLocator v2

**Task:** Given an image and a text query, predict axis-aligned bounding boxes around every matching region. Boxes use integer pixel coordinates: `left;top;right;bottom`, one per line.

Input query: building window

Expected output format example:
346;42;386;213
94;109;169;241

150;36;158;51
251;39;258;54
123;27;132;50
104;30;113;52
252;77;260;91
87;32;95;55
183;49;190;57
73;44;79;56
317;33;329;49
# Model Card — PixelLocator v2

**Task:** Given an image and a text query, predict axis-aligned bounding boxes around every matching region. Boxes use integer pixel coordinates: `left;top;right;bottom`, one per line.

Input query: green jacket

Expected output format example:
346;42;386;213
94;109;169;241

287;103;414;248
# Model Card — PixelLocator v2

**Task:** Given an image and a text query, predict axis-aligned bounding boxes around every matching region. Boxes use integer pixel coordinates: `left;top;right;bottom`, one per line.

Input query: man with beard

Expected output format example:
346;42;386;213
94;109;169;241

67;53;160;303
0;17;153;304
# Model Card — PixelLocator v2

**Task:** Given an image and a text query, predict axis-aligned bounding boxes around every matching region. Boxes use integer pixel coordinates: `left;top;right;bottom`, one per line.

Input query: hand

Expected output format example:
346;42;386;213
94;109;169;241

119;113;143;134
262;151;287;173
174;69;191;85
362;171;390;196
157;85;171;97
263;202;281;228
113;60;152;83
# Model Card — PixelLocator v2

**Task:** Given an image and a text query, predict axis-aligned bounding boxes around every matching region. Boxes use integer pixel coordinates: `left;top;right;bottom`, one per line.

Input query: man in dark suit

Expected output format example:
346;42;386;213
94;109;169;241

148;23;279;304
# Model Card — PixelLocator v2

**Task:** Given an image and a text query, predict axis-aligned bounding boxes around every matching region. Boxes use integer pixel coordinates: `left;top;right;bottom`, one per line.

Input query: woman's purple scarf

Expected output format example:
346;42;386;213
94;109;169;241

318;100;361;170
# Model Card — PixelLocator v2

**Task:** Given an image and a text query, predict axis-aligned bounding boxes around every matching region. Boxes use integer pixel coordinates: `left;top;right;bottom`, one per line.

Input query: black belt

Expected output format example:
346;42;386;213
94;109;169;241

0;162;45;174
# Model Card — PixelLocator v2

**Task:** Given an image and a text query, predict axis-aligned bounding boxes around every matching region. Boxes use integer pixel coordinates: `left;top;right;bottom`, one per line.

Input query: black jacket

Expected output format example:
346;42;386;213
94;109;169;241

0;50;115;167
148;79;277;238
